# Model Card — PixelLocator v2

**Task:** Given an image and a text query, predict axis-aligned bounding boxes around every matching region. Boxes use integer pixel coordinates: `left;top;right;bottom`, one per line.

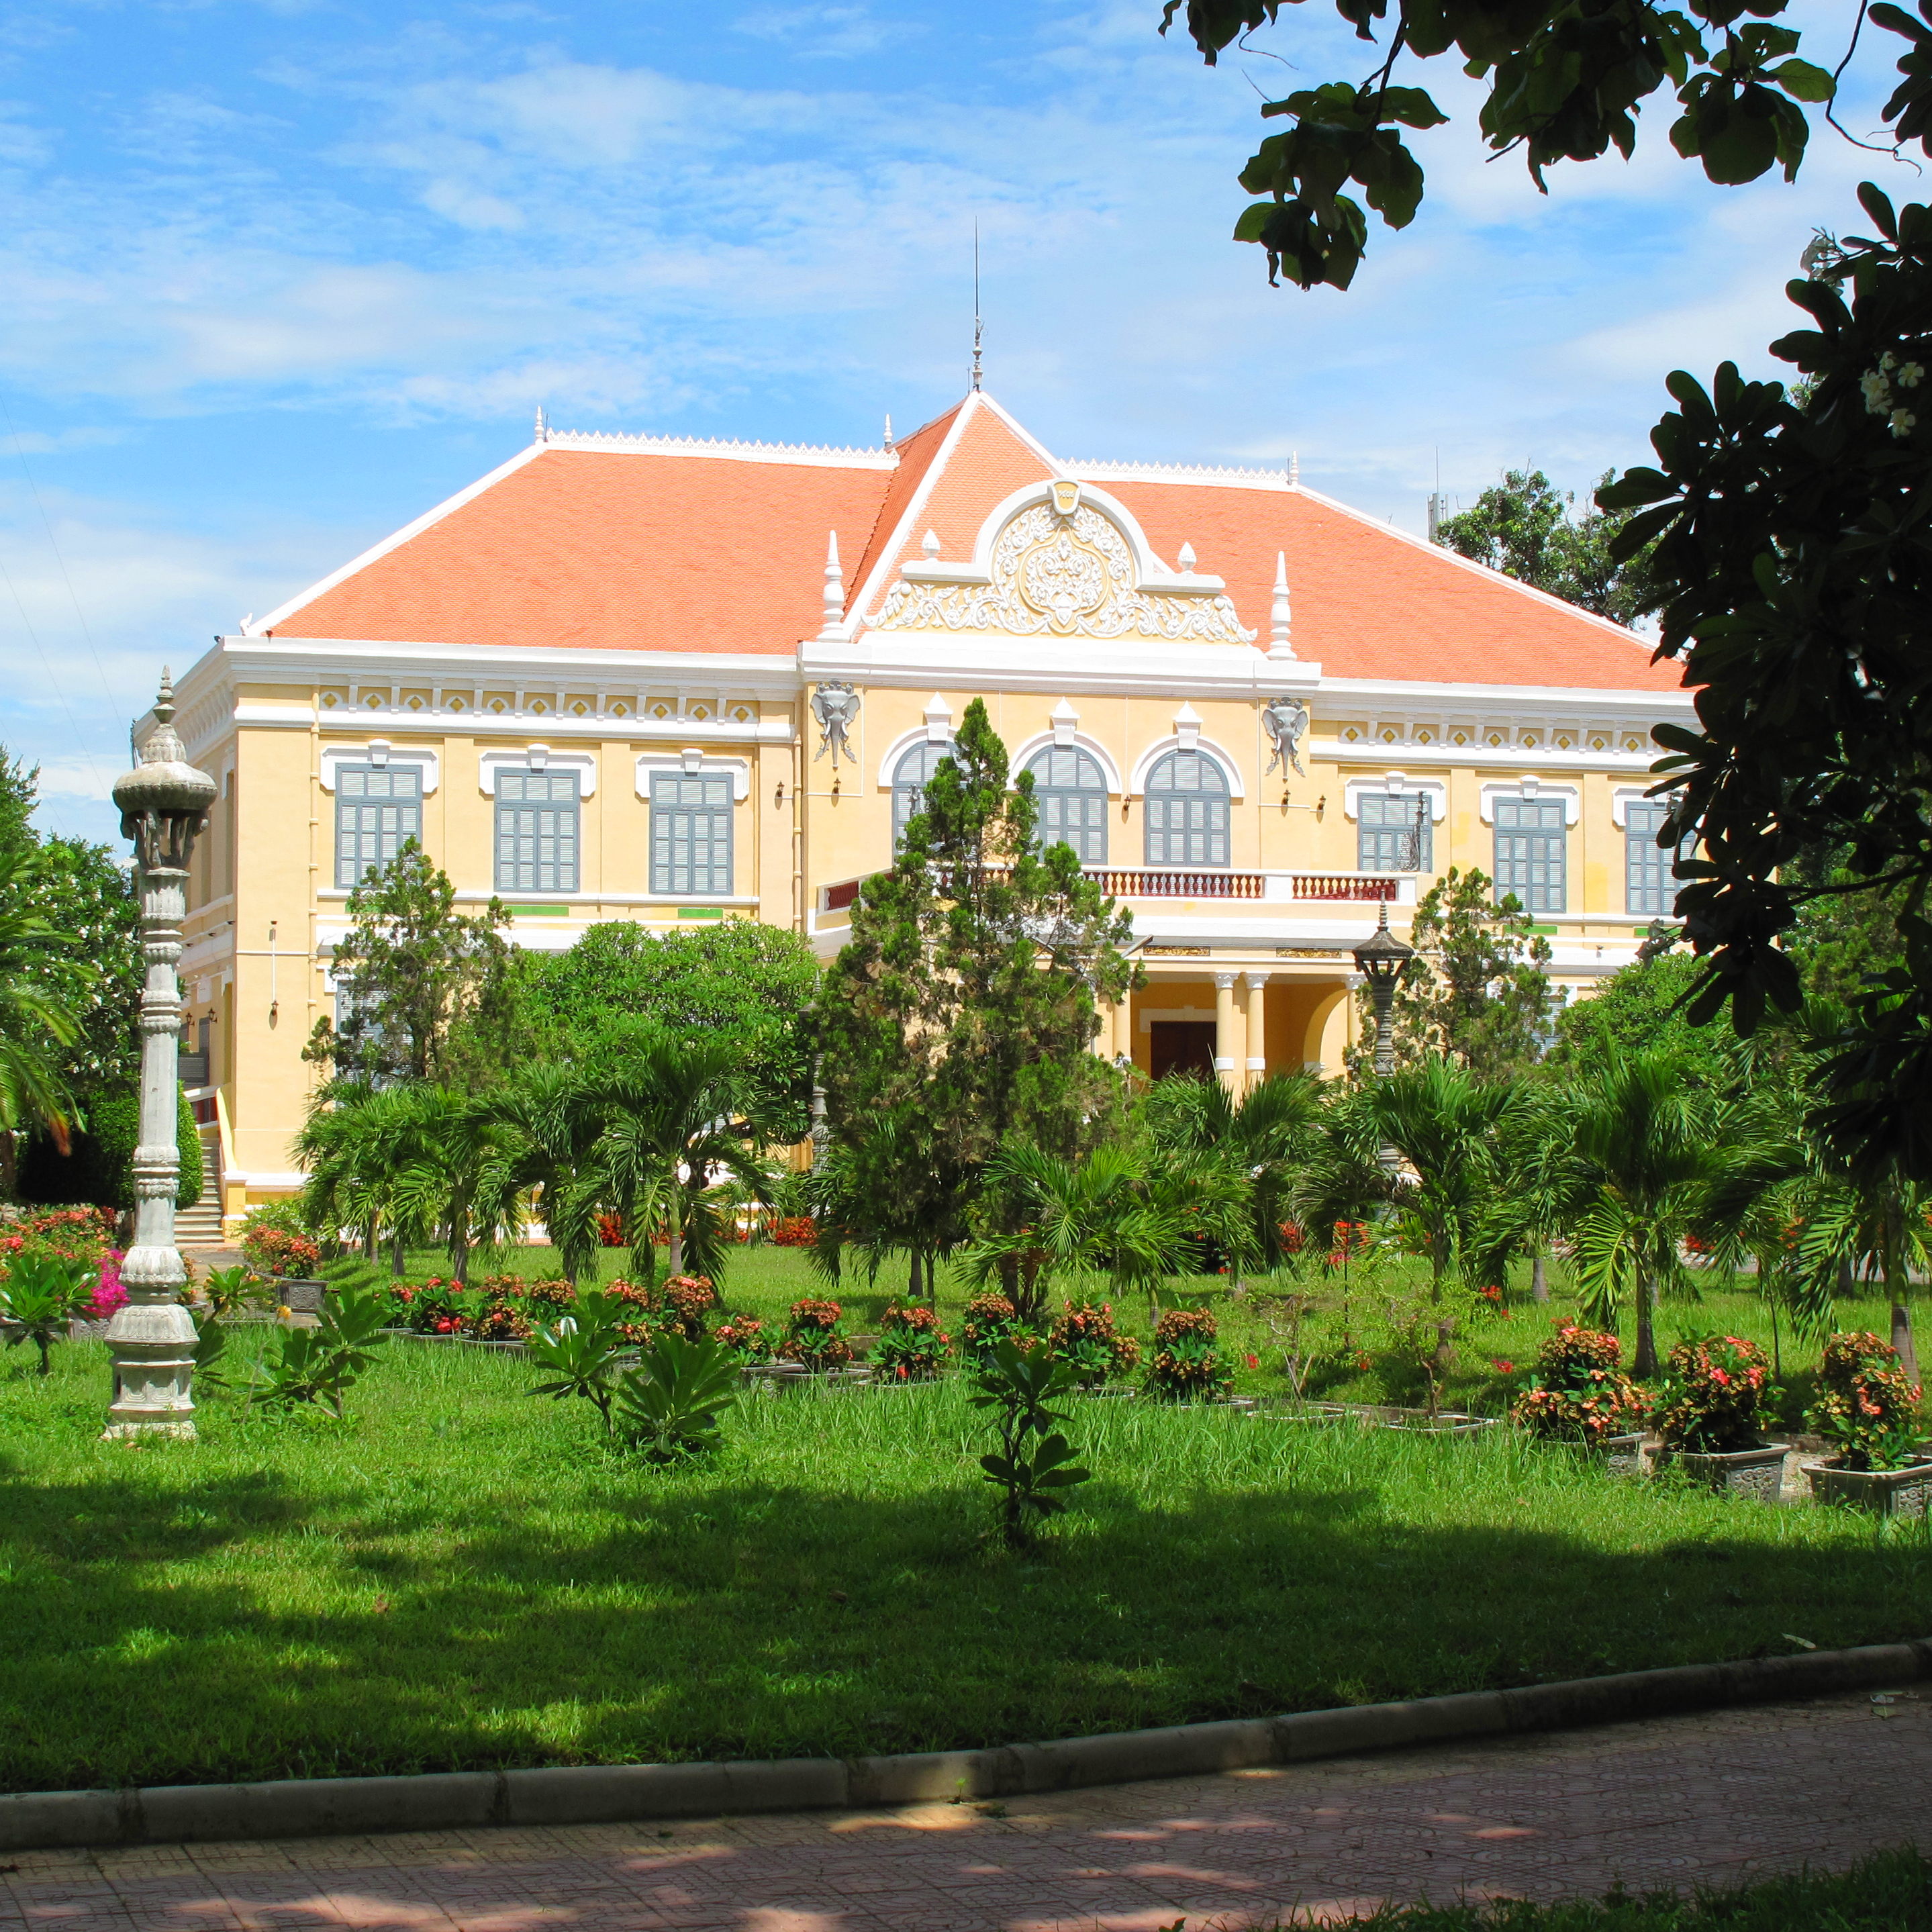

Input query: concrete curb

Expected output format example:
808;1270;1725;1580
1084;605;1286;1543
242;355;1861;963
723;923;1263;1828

5;1637;1927;1853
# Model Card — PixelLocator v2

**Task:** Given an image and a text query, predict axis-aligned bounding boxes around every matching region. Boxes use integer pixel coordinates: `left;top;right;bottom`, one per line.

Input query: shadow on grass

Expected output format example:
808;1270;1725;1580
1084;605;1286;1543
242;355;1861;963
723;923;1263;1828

1;1442;1929;1792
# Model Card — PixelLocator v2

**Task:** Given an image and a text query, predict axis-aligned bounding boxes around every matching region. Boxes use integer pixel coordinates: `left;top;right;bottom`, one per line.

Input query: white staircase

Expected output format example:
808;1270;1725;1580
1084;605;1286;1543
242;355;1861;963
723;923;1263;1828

176;1124;226;1248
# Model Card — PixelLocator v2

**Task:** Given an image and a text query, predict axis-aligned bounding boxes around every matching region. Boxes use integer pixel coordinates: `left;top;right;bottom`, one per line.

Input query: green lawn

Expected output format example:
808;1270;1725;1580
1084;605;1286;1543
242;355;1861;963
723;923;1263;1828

1;1272;1926;1794
1312;1849;1932;1929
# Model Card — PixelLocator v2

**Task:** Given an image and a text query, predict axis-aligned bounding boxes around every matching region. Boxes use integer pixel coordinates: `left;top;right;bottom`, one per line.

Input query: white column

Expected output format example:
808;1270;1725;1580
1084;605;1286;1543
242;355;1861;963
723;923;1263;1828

1214;973;1241;1092
1243;971;1270;1092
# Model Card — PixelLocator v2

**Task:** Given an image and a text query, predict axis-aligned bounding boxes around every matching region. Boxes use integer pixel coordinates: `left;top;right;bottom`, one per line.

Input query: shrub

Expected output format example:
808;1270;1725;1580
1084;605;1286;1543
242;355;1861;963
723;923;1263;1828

873;1299;951;1381
596;1212;626;1248
1511;1322;1648;1443
766;1215;816;1247
522;1277;576;1313
970;1339;1091;1547
392;1279;462;1334
239;1206;321;1279
613;1331;740;1463
961;1291;1034;1366
85;1251;128;1322
659;1274;720;1341
1806;1331;1925;1472
0;1252;95;1375
1145;1308;1235;1402
0;1206;114;1272
1652;1333;1780;1454
605;1277;660;1345
247;1284;390;1418
714;1314;776;1361
782;1296;853;1369
471;1301;534;1343
15;1088;201;1210
1049;1298;1141;1386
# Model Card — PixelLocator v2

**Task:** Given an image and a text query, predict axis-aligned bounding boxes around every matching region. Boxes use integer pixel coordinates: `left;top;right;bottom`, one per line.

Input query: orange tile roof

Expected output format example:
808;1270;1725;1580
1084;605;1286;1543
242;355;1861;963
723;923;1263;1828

262;393;1679;693
1099;478;1682;693
269;444;894;654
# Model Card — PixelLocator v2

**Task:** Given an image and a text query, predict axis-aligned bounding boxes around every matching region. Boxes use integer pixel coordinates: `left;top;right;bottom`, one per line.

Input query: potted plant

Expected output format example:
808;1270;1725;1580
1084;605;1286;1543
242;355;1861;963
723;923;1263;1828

1651;1333;1787;1497
873;1299;951;1382
960;1290;1035;1368
1510;1321;1649;1474
1144;1307;1235;1402
1805;1331;1932;1516
1049;1298;1142;1390
238;1208;324;1307
781;1296;855;1372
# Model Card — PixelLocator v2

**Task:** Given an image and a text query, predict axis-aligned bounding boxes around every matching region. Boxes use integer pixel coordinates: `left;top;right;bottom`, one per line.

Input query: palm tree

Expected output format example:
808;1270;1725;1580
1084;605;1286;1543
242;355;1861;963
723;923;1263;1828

0;847;90;1159
1143;1071;1326;1287
1567;1050;1731;1378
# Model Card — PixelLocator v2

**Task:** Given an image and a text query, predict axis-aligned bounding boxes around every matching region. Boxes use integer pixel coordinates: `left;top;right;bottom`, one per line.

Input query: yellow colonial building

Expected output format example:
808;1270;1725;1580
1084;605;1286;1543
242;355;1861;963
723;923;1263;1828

164;390;1690;1227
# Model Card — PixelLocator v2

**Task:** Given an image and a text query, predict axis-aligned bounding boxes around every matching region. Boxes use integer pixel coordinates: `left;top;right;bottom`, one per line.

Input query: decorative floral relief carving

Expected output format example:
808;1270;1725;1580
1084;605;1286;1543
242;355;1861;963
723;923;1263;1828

873;502;1256;644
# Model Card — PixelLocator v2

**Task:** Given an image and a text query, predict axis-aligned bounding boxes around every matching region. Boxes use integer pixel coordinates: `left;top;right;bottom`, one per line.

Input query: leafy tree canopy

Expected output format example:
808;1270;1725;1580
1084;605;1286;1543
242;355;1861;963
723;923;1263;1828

1160;3;1916;291
1370;866;1554;1079
813;699;1139;1270
1435;468;1657;625
521;921;818;1141
304;839;524;1091
1546;950;1731;1088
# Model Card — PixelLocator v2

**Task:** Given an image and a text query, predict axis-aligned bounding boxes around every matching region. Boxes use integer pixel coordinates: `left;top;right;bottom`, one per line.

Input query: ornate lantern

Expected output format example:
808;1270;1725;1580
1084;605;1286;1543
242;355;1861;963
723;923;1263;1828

104;671;217;1439
1350;899;1415;1081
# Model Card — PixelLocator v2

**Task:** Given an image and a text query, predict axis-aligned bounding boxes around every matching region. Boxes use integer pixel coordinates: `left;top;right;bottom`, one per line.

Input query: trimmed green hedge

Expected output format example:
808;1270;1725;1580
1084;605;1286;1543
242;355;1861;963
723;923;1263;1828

15;1085;202;1210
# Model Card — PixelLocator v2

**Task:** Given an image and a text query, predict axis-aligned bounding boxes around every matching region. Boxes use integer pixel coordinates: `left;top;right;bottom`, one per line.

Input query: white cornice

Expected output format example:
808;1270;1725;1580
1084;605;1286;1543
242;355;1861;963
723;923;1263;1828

1068;458;1290;491
802;633;1294;702
540;428;897;470
1316;673;1693;715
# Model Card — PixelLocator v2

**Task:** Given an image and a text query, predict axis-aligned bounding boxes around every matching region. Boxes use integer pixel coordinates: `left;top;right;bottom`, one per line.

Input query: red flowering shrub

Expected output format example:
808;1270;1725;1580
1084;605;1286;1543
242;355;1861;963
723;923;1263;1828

1325;1220;1375;1269
961;1291;1036;1365
783;1296;852;1368
1806;1331;1925;1471
714;1314;776;1361
659;1274;720;1341
873;1298;951;1380
471;1301;534;1343
1145;1308;1234;1402
1652;1334;1780;1453
239;1223;320;1278
522;1277;575;1312
1049;1298;1141;1386
766;1216;816;1247
1510;1322;1647;1443
1278;1221;1306;1255
602;1277;659;1345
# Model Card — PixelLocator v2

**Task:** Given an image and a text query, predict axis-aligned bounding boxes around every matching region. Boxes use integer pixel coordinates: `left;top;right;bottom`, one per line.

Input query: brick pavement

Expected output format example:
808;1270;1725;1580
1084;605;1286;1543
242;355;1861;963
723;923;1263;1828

3;1690;1926;1931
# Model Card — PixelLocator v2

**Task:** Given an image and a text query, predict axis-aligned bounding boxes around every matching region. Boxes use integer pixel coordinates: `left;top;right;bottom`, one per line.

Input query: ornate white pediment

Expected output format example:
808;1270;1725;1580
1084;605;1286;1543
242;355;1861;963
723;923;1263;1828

871;485;1256;646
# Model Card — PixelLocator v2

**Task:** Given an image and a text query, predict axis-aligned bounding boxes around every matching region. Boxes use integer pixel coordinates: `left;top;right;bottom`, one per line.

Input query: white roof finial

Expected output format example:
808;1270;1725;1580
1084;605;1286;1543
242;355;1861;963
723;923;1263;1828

883;412;894;452
1269;551;1296;661
922;528;942;559
534;403;549;445
819;531;846;640
1289;449;1300;487
1177;541;1196;575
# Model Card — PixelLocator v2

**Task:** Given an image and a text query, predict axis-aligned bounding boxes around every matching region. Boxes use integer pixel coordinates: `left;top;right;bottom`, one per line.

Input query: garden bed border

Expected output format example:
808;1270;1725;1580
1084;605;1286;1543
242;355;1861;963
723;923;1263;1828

3;1636;1927;1852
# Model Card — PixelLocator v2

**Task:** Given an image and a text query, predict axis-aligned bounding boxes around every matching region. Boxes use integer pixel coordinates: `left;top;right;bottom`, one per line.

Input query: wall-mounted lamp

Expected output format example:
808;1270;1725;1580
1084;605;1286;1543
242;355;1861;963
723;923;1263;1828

774;780;785;809
268;919;279;1025
830;775;841;802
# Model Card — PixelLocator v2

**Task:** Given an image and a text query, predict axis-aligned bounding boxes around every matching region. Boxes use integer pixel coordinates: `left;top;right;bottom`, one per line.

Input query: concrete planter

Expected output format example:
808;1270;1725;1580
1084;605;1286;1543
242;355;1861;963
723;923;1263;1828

1380;1410;1498;1438
1658;1443;1789;1499
66;1318;112;1342
1583;1431;1647;1478
275;1278;328;1314
1809;1456;1932;1518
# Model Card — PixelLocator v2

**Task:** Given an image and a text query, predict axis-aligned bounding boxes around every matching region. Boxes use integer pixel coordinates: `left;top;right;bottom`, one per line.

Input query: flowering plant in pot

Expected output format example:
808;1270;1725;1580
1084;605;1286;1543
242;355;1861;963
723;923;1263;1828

1049;1298;1141;1387
657;1274;720;1341
1651;1334;1781;1453
1806;1332;1925;1473
873;1298;951;1380
1144;1307;1234;1402
1511;1322;1647;1445
714;1313;777;1362
781;1296;853;1369
961;1290;1036;1367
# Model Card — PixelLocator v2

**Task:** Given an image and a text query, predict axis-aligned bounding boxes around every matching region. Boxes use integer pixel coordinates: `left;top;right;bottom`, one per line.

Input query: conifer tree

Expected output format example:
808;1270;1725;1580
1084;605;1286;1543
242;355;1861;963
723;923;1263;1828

813;701;1138;1286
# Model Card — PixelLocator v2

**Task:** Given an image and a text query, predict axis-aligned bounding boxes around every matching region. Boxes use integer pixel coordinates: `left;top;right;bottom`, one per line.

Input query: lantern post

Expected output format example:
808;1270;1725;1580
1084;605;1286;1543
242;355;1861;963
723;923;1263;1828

103;671;217;1440
1351;898;1416;1175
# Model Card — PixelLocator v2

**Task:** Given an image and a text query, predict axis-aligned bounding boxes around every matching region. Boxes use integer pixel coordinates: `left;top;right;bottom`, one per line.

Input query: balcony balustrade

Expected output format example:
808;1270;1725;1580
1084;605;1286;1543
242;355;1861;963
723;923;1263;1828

816;867;1414;918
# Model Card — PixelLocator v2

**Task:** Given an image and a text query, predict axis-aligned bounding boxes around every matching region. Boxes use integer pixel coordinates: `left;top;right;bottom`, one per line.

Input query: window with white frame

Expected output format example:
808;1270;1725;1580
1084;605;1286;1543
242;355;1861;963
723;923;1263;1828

650;771;732;896
1025;746;1108;864
1145;748;1230;867
1625;798;1688;916
335;764;423;889
495;769;581;893
892;740;958;849
1357;791;1433;873
1494;795;1566;914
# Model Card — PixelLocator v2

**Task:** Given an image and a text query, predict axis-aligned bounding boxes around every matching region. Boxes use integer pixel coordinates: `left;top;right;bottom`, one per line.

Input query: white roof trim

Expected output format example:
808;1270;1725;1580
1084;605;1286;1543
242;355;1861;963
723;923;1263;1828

542;429;896;470
251;441;549;636
1068;458;1290;491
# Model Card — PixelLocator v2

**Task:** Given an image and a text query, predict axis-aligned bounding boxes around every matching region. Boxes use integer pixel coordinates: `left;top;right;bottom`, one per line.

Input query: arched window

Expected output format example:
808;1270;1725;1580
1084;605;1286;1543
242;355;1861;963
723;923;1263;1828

1144;748;1230;867
1024;746;1108;865
892;740;957;847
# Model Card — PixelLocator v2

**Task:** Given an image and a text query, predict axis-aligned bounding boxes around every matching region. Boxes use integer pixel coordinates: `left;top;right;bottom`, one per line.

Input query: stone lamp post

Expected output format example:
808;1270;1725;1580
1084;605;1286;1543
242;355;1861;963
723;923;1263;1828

104;671;216;1440
1351;900;1416;1177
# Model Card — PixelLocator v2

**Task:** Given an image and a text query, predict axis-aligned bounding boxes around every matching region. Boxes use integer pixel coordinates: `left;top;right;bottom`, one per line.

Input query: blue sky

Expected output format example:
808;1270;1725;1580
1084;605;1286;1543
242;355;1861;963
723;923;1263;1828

0;0;1904;844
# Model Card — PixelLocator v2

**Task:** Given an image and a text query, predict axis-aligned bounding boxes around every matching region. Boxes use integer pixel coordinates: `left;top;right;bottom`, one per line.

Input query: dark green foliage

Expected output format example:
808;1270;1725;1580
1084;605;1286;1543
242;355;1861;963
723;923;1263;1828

970;1337;1092;1545
522;923;818;1141
1375;868;1553;1079
611;1329;740;1463
1311;1847;1932;1927
1547;954;1731;1088
16;1085;202;1210
1161;3;1873;290
303;839;523;1090
814;699;1139;1277
526;1290;629;1429
1435;470;1657;625
247;1286;391;1418
1781;844;1908;1011
1595;184;1932;1181
0;1251;92;1375
19;837;140;1098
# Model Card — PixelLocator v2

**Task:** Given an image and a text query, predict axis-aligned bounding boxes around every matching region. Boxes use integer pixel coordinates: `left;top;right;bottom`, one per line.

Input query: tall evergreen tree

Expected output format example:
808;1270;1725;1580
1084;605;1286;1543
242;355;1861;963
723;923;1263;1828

1435;470;1657;625
813;700;1138;1281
